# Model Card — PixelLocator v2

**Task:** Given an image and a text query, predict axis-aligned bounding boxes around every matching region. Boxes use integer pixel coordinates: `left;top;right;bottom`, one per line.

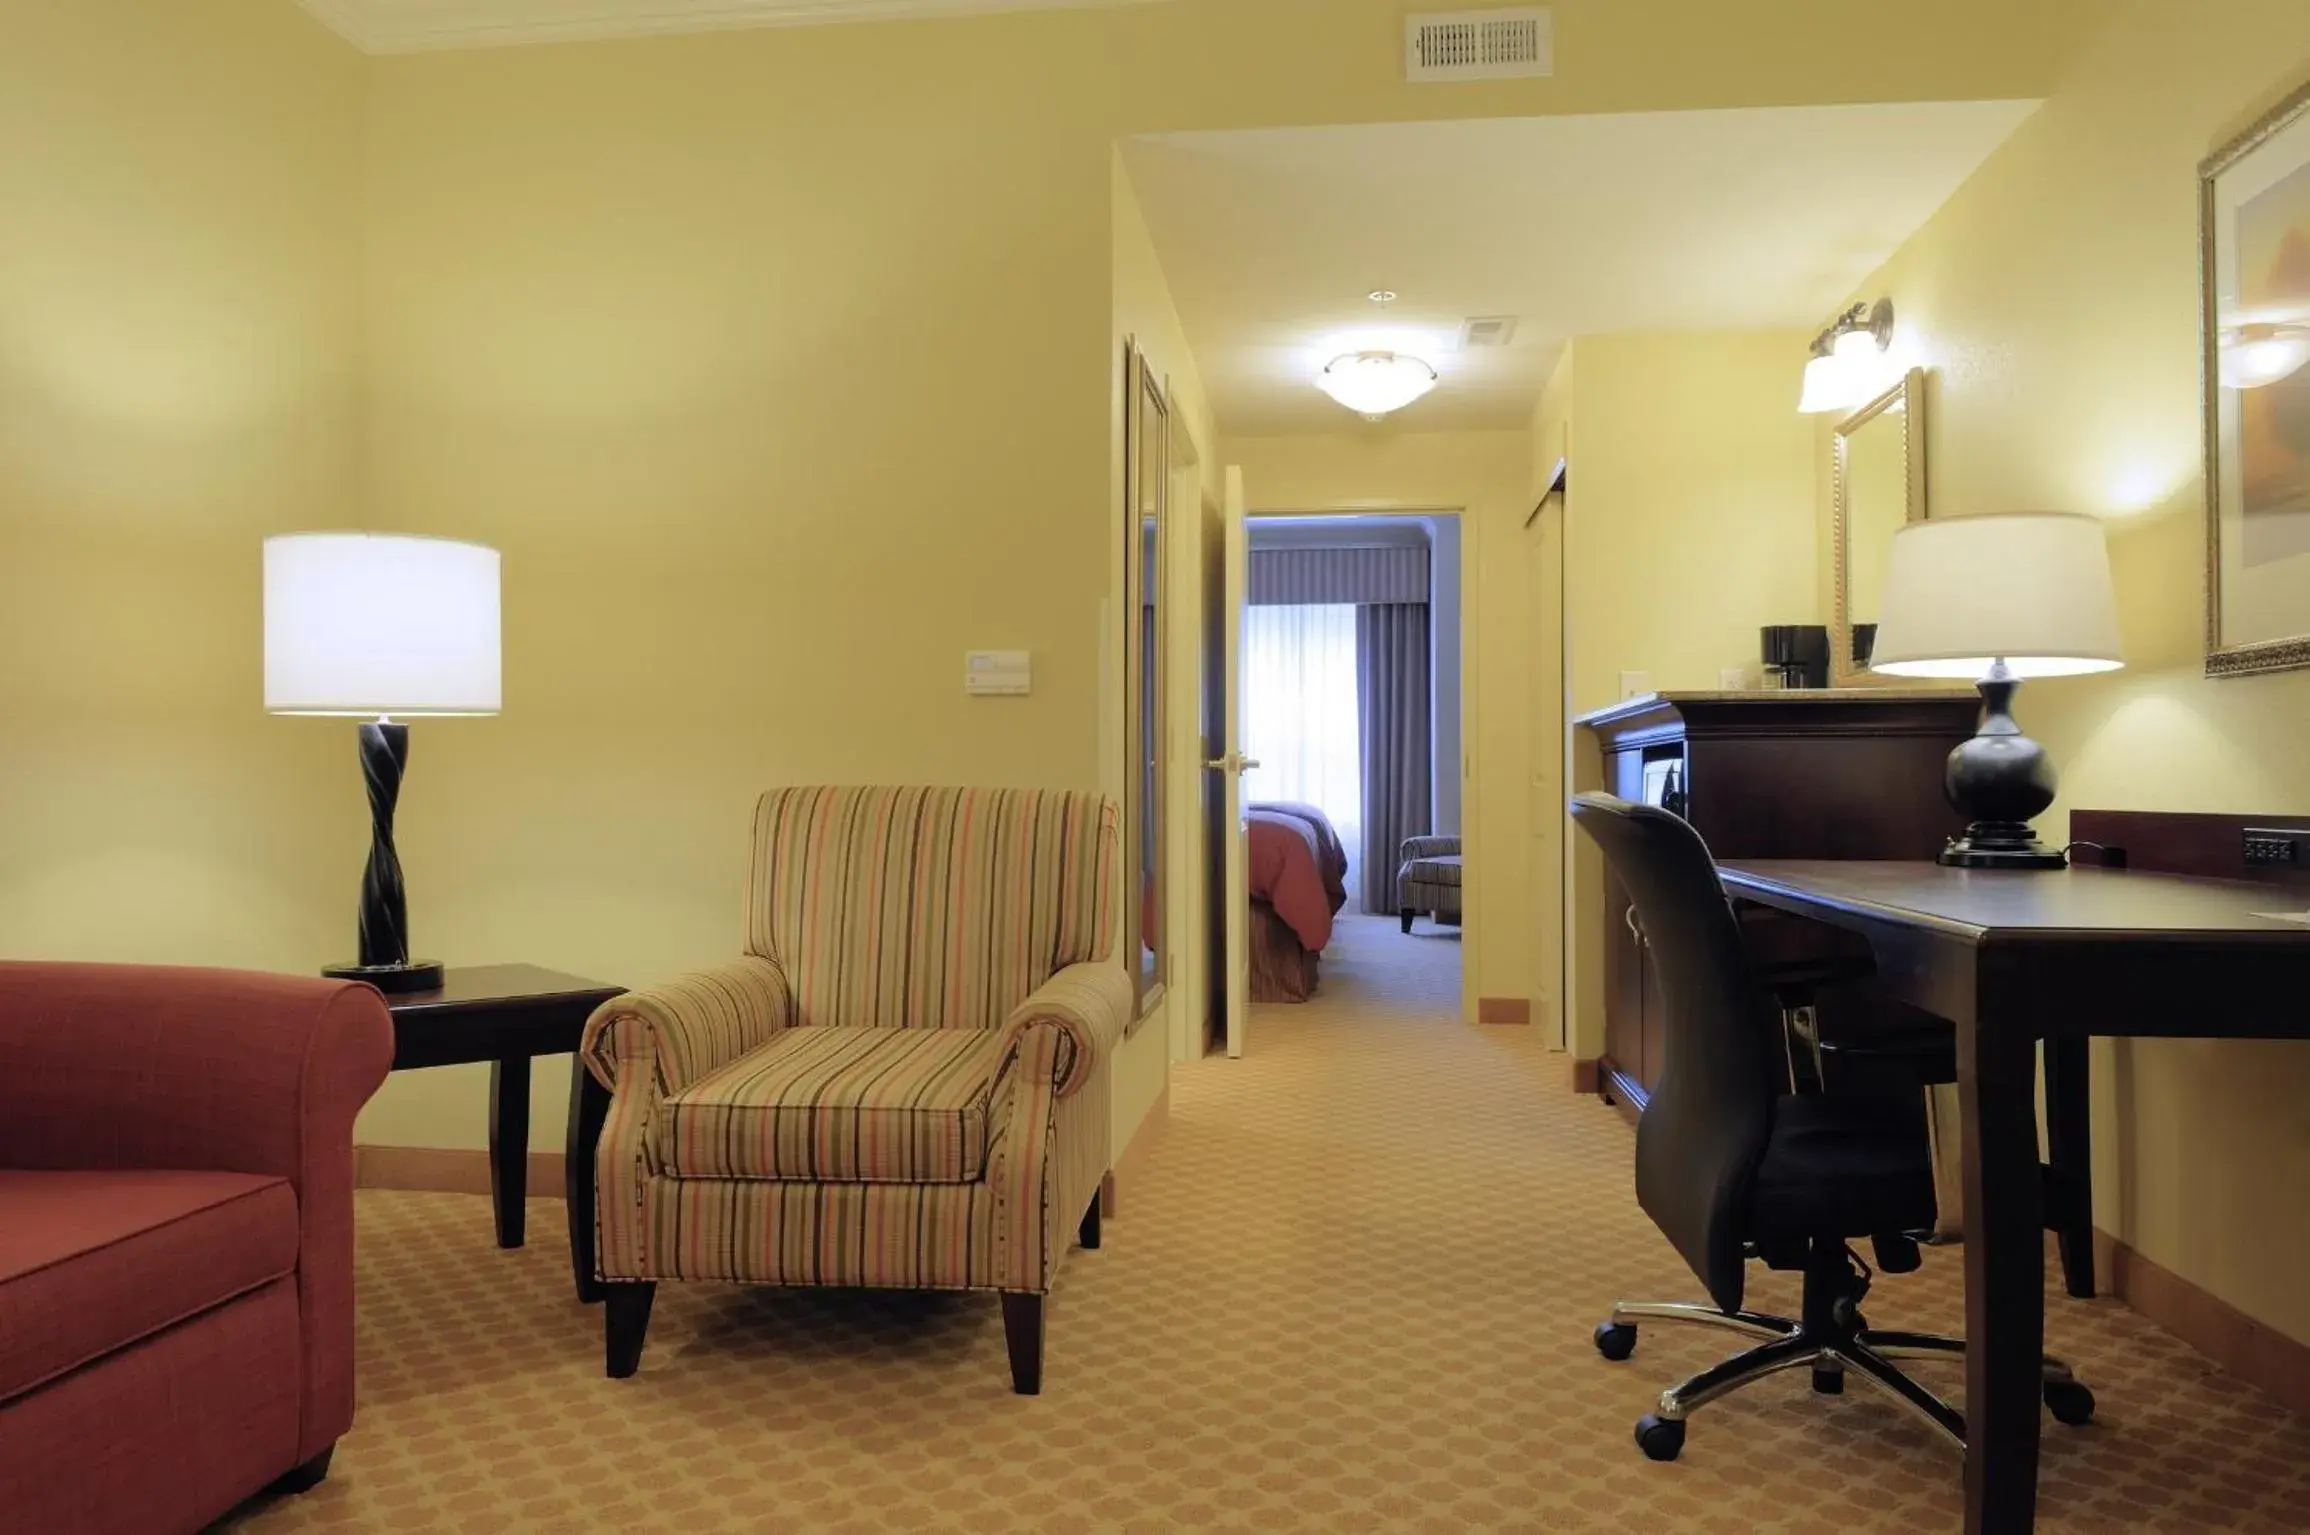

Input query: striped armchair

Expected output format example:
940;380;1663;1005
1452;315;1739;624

579;786;1128;1394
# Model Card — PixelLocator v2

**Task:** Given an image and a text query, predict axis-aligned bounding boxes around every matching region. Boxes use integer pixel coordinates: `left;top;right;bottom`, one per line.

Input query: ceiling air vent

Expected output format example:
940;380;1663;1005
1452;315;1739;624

1459;315;1520;349
1406;7;1552;83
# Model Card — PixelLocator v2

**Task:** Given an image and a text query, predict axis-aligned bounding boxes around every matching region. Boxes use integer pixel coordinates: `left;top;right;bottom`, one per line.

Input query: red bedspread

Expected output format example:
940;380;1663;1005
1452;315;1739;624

1247;806;1340;952
1249;801;1349;916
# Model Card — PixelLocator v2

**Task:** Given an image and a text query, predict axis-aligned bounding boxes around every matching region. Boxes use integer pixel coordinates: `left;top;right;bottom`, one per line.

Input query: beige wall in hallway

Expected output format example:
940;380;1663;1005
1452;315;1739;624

1829;0;2310;1343
1220;429;1541;1026
1538;330;1820;1062
1111;155;1219;1156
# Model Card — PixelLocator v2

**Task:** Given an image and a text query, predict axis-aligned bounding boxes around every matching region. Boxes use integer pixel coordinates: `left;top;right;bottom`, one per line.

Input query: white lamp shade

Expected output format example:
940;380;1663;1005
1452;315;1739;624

1797;352;1850;413
1870;512;2123;680
2219;323;2310;389
265;533;502;715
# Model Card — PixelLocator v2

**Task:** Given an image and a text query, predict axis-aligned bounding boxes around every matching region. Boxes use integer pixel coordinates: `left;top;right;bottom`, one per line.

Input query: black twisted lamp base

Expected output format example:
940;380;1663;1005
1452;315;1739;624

323;720;443;994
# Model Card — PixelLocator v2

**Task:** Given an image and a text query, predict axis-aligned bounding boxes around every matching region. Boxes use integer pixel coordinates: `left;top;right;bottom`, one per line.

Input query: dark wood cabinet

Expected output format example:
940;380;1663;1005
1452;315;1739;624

1577;690;1979;1112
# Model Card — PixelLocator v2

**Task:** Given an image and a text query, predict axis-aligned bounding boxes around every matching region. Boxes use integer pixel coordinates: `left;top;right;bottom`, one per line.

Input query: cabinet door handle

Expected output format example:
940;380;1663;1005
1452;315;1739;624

1624;905;1645;945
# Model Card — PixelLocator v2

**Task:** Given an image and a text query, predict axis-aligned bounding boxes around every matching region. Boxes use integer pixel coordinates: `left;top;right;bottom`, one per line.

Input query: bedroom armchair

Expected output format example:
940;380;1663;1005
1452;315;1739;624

579;786;1127;1394
1397;834;1463;932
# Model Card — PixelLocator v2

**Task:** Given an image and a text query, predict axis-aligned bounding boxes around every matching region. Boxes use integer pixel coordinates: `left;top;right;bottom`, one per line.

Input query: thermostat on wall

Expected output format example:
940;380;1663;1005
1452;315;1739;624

965;651;1031;696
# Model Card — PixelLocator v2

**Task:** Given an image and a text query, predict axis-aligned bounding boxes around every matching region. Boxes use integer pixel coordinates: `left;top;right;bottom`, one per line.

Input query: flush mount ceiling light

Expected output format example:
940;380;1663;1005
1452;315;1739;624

1798;298;1896;414
1317;289;1439;419
2218;321;2310;389
1316;351;1440;418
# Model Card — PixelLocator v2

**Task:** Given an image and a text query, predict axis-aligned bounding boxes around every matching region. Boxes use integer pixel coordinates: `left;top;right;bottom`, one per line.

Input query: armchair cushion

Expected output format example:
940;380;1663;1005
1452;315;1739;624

0;1169;297;1404
655;1027;1014;1184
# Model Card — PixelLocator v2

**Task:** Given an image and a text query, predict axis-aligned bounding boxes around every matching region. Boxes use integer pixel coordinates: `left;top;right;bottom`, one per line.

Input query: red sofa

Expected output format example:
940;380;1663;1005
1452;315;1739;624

0;963;393;1534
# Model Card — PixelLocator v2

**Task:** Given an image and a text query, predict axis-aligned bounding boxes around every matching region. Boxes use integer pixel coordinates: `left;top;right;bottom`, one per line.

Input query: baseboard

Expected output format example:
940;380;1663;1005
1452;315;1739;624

1571;1057;1600;1095
2095;1228;2310;1418
1477;996;1531;1025
356;1145;566;1197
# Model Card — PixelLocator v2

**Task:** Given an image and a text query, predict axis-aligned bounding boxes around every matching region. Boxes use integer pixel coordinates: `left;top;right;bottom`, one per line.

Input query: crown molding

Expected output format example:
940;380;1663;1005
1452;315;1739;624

299;0;1168;55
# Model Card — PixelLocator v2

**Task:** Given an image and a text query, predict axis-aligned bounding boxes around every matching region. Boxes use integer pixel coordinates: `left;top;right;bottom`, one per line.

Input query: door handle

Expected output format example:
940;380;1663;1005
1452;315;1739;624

1205;753;1262;774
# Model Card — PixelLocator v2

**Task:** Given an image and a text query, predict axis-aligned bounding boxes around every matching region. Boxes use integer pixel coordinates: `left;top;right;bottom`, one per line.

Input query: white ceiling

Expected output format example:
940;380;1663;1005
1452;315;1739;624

300;0;1165;53
1121;102;2040;437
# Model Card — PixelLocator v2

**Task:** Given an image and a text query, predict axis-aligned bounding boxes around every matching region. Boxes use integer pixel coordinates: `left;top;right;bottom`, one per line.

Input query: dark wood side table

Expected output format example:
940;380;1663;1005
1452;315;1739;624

383;965;624;1304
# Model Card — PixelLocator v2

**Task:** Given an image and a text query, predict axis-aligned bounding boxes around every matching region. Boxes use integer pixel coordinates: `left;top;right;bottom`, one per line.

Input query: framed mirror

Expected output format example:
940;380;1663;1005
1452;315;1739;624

1832;368;1928;683
1123;341;1169;1022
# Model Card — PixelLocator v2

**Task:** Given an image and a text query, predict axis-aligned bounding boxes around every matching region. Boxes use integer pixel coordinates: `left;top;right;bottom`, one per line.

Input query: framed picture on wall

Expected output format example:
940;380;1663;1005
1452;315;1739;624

2202;72;2310;676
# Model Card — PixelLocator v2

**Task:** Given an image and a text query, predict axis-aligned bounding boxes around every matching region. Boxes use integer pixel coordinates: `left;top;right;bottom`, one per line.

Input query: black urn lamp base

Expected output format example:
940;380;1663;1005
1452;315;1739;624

1939;826;2068;870
324;959;446;994
1938;662;2068;872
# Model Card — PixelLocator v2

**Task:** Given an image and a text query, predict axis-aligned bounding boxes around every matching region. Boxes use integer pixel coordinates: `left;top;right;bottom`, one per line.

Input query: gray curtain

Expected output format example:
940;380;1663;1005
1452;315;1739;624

1357;603;1432;913
1250;546;1428;605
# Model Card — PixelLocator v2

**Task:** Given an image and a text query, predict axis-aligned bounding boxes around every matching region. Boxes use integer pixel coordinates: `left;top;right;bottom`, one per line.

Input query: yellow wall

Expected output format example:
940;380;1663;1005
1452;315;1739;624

1530;349;1575;1048
0;2;365;969
1559;330;1819;715
1221;429;1538;1023
1110;155;1219;1155
1548;331;1820;1060
1839;0;2310;1342
3;0;2117;1157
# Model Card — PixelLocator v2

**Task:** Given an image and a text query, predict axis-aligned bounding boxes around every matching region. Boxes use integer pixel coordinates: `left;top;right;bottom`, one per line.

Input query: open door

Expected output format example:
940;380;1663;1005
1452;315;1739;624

1213;466;1253;1058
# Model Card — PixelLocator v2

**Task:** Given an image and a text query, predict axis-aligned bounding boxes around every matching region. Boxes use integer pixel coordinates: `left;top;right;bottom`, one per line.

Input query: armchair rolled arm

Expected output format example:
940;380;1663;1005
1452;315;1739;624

1400;835;1461;861
581;955;792;1098
1000;960;1131;1098
0;961;391;1182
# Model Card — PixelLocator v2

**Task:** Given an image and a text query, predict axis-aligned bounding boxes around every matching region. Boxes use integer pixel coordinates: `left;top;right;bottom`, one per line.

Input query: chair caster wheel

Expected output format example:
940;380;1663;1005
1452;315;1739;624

2044;1378;2096;1426
1634;1414;1685;1462
1594;1322;1638;1362
1812;1364;1845;1395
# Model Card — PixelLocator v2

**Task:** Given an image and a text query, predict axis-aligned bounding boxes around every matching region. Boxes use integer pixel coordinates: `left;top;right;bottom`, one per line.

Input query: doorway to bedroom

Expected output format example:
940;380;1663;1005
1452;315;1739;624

1232;511;1463;1020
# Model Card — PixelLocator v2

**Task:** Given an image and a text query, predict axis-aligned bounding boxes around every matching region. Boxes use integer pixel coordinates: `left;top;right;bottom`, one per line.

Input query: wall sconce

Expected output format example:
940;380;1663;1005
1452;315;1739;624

1798;298;1896;414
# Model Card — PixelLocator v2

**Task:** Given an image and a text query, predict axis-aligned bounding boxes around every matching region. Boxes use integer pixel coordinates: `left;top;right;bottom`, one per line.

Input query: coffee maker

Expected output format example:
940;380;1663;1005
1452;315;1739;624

1760;624;1830;689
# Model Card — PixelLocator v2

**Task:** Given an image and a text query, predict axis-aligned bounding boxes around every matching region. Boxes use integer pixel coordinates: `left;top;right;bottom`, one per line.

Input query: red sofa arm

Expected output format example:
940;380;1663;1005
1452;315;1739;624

0;961;394;1463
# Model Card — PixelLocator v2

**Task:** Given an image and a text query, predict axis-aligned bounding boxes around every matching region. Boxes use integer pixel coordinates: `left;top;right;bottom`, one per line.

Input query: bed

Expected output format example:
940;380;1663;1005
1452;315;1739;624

1245;800;1349;1002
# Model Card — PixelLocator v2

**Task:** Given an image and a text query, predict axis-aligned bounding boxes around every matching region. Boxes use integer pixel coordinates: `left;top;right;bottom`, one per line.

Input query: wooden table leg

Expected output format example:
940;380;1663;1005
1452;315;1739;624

487;1055;530;1250
1959;1010;2045;1535
566;1057;609;1304
2042;1035;2095;1298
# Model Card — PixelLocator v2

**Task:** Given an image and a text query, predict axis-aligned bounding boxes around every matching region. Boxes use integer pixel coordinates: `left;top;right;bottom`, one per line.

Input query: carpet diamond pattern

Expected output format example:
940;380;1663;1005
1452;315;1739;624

224;916;2310;1532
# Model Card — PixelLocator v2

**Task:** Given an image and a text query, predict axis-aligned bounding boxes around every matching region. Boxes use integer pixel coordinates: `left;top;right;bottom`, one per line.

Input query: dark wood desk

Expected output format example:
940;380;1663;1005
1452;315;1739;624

385;965;624;1304
1717;860;2310;1535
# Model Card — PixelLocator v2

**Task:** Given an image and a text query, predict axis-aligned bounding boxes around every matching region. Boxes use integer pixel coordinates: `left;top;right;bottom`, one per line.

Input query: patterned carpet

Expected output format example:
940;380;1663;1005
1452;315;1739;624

224;915;2310;1532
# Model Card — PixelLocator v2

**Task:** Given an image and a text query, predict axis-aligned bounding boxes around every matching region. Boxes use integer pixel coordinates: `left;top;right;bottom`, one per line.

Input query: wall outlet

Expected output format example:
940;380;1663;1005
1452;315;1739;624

2243;827;2309;868
1718;666;1750;690
1618;670;1653;700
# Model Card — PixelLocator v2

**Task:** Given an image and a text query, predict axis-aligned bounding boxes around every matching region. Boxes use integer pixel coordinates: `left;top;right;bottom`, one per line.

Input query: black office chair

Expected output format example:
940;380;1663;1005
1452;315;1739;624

1568;793;2093;1462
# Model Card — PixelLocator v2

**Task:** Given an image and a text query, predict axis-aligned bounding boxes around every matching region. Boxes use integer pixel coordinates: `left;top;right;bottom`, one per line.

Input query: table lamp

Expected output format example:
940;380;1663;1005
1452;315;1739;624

265;533;502;991
1869;512;2122;869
